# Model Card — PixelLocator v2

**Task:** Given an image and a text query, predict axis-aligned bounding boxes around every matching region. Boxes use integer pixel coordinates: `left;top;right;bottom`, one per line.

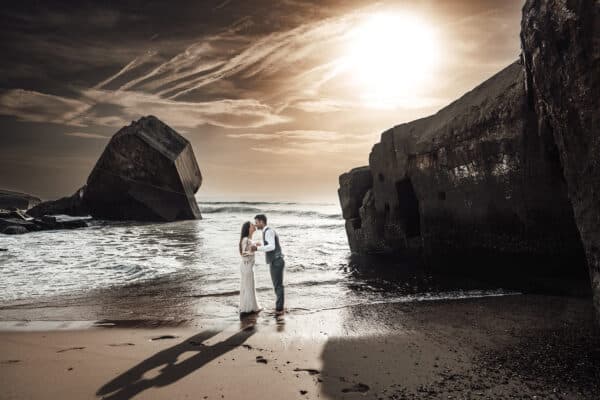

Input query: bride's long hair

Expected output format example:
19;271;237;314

239;221;251;255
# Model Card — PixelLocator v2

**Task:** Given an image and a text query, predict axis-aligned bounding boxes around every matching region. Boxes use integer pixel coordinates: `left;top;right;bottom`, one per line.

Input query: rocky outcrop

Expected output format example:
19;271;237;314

338;167;383;253
0;209;88;234
27;186;87;218
339;166;372;220
0;189;41;210
521;0;600;320
27;116;203;222
83;116;202;221
339;0;599;319
1;225;28;234
339;61;584;273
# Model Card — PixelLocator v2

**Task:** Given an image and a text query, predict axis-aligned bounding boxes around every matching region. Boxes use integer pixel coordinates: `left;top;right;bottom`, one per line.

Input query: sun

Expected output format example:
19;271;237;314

344;13;439;108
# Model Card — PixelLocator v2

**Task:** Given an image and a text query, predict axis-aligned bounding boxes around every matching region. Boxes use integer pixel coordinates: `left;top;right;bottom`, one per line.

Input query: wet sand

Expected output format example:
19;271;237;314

1;294;599;399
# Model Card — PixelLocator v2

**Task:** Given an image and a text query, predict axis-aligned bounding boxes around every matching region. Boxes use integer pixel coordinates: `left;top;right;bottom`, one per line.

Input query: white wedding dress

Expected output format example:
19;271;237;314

239;237;261;313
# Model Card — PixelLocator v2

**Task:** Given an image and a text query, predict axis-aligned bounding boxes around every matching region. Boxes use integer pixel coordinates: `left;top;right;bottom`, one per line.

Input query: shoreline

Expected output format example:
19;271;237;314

0;289;523;327
0;262;531;325
1;294;599;399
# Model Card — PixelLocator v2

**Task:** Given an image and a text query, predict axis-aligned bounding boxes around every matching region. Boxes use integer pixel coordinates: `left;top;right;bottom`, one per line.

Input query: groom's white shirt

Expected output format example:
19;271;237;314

258;226;276;252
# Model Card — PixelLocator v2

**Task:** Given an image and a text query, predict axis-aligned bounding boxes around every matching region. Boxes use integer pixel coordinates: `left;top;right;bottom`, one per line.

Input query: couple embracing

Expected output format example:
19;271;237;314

239;214;285;317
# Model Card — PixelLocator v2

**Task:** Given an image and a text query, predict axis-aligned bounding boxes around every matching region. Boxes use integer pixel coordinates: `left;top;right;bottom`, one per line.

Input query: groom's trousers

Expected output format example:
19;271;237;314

269;257;285;311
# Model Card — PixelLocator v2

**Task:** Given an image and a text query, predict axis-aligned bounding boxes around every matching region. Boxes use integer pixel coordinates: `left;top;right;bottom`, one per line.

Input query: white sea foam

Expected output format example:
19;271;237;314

0;201;518;317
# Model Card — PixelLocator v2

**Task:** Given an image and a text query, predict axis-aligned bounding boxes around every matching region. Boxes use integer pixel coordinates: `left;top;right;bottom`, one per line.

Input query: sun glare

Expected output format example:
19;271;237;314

344;13;439;108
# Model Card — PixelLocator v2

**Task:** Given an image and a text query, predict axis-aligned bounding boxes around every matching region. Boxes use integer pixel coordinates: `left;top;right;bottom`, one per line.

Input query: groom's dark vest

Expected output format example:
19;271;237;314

263;227;283;264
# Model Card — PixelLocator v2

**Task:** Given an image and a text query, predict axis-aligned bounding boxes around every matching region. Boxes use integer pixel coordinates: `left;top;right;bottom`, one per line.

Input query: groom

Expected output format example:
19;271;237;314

252;214;285;316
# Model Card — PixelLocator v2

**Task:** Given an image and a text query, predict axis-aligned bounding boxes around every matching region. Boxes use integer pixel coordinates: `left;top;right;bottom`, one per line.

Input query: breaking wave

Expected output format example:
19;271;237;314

200;205;341;219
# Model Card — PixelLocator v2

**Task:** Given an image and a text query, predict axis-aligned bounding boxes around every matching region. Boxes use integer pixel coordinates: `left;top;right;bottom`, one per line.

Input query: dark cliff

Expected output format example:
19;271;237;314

339;61;583;270
339;0;598;319
521;0;600;320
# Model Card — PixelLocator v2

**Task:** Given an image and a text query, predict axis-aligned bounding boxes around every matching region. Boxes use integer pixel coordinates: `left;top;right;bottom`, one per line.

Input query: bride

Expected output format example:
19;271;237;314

239;221;261;316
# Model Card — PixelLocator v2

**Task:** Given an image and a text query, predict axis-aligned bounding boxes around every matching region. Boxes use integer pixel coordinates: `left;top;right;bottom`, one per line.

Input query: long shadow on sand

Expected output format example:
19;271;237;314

97;326;256;399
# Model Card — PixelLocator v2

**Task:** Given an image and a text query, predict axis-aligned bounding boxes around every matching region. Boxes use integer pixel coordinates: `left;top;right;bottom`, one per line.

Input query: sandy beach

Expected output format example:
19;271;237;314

1;294;599;400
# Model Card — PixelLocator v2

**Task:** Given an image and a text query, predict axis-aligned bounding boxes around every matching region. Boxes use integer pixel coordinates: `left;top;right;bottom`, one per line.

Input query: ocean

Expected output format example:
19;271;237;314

0;201;515;321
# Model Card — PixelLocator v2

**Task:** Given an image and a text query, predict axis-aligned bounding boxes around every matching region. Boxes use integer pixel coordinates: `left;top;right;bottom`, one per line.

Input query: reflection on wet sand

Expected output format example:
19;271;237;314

0;272;203;323
345;253;592;298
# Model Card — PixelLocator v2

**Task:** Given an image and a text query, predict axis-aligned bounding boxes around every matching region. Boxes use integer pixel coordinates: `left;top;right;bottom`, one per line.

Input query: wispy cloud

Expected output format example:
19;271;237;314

227;129;365;141
278;130;347;140
250;146;310;155
0;89;90;126
239;128;375;156
83;89;291;129
226;133;274;140
0;88;289;130
92;50;159;90
1;9;360;131
251;140;370;155
156;13;359;100
64;132;109;140
290;99;356;113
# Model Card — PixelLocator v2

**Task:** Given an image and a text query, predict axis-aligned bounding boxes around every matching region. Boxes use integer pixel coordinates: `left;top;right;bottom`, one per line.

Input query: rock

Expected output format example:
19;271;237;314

0;209;88;234
0;189;41;210
344;189;386;254
341;383;370;393
0;215;38;233
25;116;202;222
5;116;201;226
338;60;585;274
521;0;600;320
27;186;87;218
35;216;88;230
1;209;34;221
338;166;372;219
339;167;384;254
1;225;28;234
40;215;56;224
82;116;202;221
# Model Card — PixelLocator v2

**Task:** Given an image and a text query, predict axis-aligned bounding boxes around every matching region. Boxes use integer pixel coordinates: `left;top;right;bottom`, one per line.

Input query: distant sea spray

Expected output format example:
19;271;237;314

198;201;342;219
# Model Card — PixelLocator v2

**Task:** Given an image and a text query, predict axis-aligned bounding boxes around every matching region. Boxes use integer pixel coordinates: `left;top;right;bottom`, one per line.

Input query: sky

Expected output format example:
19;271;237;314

0;0;524;203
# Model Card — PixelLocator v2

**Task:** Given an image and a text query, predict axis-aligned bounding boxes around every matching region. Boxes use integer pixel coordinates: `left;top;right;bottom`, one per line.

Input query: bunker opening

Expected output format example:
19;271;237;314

395;178;421;238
